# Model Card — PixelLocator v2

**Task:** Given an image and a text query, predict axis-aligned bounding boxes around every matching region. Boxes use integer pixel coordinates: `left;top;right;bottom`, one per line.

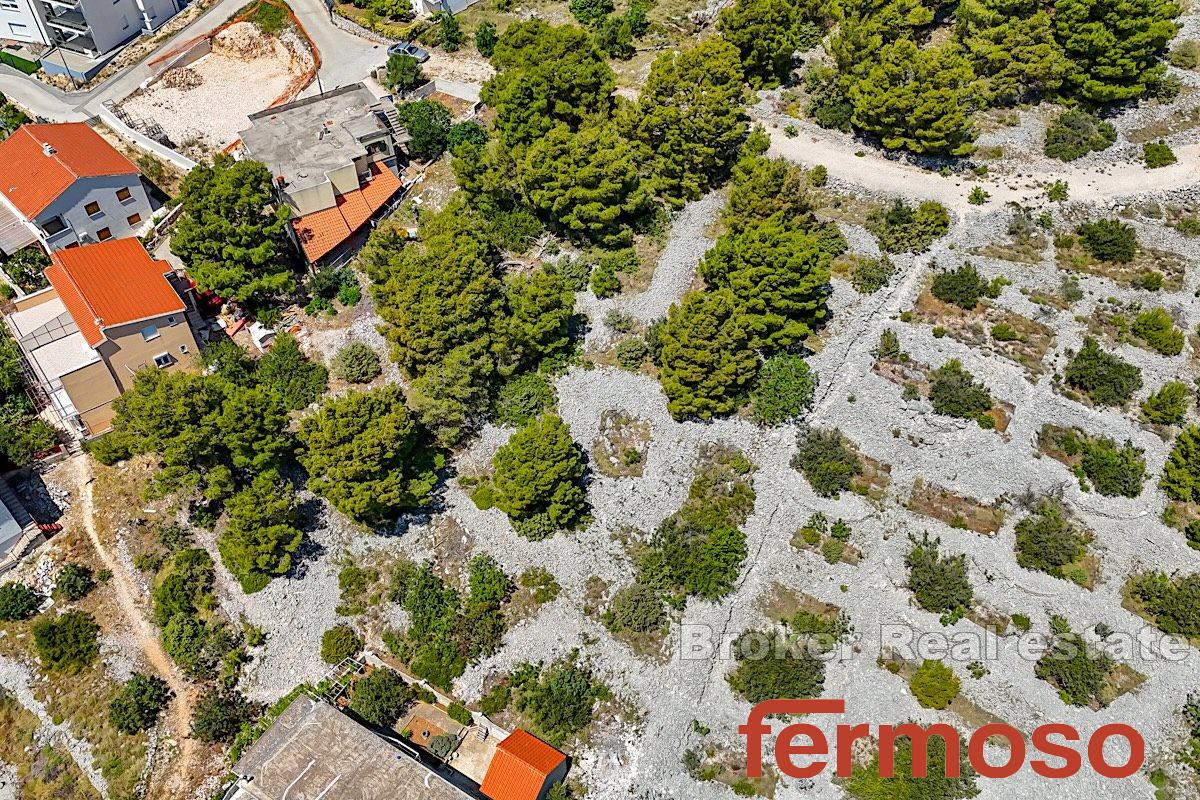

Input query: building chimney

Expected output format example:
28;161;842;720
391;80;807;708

41;142;56;156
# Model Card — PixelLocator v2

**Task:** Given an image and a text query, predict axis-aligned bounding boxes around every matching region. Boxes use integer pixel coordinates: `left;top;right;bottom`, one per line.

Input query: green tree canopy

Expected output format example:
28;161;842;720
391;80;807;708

395;100;451;161
482;20;615;149
957;0;1069;103
490;414;588;538
718;0;827;87
298;385;442;526
217;469;304;593
658;289;759;420
1054;0;1181;102
171;156;294;303
631;37;748;204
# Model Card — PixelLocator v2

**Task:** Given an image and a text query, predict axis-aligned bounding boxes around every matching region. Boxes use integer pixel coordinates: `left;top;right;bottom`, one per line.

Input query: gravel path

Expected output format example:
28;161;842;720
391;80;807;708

0;655;108;798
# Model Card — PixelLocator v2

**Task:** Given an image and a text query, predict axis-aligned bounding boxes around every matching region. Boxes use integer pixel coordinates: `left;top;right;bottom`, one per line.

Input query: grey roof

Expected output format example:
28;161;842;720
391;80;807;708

232;696;470;800
239;84;393;195
0;478;34;560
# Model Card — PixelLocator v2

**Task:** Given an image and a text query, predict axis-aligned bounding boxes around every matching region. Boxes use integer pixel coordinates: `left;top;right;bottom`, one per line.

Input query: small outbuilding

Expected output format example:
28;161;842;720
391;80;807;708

479;730;568;800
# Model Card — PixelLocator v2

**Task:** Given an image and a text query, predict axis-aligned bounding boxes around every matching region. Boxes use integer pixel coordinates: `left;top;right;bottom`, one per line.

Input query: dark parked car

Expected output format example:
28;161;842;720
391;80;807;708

386;41;430;62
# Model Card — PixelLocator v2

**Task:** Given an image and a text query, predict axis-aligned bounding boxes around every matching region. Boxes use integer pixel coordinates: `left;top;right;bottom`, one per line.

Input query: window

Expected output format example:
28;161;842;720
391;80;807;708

126;212;141;226
84;201;101;217
166;315;177;325
153;353;172;368
41;216;66;235
116;187;132;202
96;227;112;240
179;344;189;355
140;324;159;341
1;2;21;13
8;22;28;34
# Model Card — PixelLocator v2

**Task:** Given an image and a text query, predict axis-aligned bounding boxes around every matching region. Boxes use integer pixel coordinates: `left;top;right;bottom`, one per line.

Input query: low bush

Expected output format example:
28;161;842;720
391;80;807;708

791;429;862;497
1131;308;1184;356
349;667;413;727
108;673;171;734
607;581;665;633
1076;219;1138;263
191;690;256;743
1170;40;1200;69
0;582;40;621
1080;436;1146;497
32;611;99;672
1161;425;1200;502
929;360;992;420
332;342;382;383
866;199;950;254
905;534;972;615
1142;381;1189;426
750;354;816;424
1064;337;1142;406
930;263;990;309
1014;503;1085;578
727;629;826;703
492;372;554;427
320;624;363;664
509;655;609;746
849;256;895;294
909;659;960;709
1035;617;1112;707
1127;573;1200;637
1044;109;1116;162
1143;141;1178;169
53;563;95;601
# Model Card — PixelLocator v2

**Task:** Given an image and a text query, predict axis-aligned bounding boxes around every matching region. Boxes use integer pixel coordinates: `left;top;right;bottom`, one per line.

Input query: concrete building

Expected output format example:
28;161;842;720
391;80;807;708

5;237;201;437
0;476;57;575
229;695;474;800
238;83;411;265
0;0;181;59
0;123;155;256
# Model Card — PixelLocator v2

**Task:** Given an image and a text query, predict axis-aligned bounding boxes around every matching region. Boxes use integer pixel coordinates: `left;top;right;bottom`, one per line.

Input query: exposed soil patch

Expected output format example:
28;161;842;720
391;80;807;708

591;410;652;478
911;288;1055;377
906;477;1006;535
1055;240;1184;290
972;232;1048;265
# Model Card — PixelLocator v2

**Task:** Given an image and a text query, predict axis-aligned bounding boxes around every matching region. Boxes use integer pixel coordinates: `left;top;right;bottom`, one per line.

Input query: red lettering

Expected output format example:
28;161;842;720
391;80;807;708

967;724;1025;778
1088;724;1144;779
740;699;844;778
775;723;828;779
835;724;872;778
1030;724;1082;778
878;723;961;778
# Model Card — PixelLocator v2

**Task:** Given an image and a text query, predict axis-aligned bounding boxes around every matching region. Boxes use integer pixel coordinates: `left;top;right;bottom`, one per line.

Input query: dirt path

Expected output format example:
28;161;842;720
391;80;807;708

756;112;1200;213
72;456;198;795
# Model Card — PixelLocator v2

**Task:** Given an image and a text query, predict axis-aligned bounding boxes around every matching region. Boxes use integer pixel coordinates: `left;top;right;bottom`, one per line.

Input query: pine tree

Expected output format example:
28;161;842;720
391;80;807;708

632;38;748;204
1162;425;1200;502
490;414;588;538
297;386;443;526
847;39;978;155
1054;0;1181;102
658;289;759;420
698;215;831;350
217;469;304;593
957;0;1069;104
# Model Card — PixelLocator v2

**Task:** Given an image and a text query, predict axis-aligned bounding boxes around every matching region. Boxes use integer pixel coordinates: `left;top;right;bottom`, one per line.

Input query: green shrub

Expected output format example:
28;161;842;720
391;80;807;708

727;629;826;703
320;624;363;664
1014;503;1085;578
350;667;413;727
1064;337;1142;406
332;341;383;383
32;611;99;672
905;534;971;615
589;261;620;297
480;685;510;715
909;659;960;709
1170;40;1200;68
844;732;977;799
608;581;665;633
510;655;608;746
1131;308;1184;355
490;414;588;537
991;322;1018;341
191;690;256;743
750;354;816;424
1076;219;1138;263
1046;180;1069;202
1132;270;1163;291
1080;436;1146;497
1127;572;1200;637
1161;426;1200;502
615;337;648;370
108;673;170;734
384;53;424;90
1143;141;1177;168
931;263;989;309
809;164;828;186
866;199;950;254
791;429;862;497
967;186;989;205
849;256;895;294
929;360;992;419
447;702;472;725
1142;381;1189;425
1035;617;1112;707
493;372;554;427
0;583;40;621
1044;109;1116;161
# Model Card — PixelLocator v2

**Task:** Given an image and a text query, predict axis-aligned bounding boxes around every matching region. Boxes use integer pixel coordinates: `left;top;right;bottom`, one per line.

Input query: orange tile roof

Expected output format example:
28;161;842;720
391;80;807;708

0;123;139;219
46;238;185;348
480;730;567;800
291;162;402;262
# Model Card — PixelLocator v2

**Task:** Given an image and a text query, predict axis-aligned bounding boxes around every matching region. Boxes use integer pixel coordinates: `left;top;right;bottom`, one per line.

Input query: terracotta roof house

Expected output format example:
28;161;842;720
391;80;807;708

4;237;200;437
238;84;412;265
480;731;568;800
229;695;474;800
0;123;155;256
